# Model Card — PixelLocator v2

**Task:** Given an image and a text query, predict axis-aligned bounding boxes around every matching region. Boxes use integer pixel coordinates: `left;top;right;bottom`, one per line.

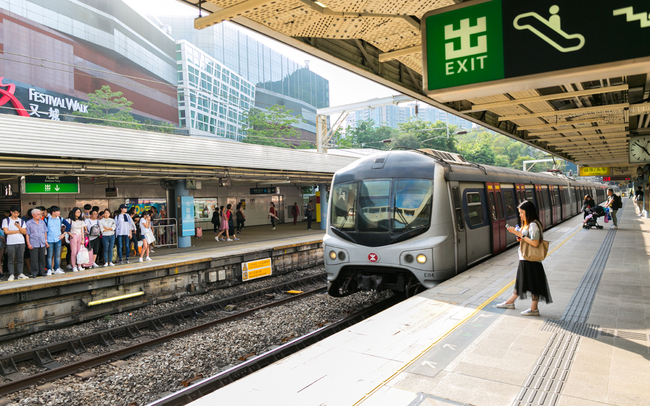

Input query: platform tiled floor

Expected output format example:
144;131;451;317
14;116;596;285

194;200;649;406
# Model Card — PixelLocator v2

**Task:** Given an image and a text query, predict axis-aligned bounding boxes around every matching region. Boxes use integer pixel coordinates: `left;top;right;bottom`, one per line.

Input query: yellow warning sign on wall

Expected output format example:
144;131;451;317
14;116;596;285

242;258;272;281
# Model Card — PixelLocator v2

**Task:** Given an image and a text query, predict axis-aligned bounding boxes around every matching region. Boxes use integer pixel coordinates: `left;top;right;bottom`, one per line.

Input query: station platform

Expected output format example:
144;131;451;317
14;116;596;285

195;200;650;406
0;222;324;294
0;222;325;339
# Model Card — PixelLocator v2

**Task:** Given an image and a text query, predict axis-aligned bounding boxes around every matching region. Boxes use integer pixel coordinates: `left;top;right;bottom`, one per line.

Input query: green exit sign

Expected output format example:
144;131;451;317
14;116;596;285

422;0;650;93
22;176;79;194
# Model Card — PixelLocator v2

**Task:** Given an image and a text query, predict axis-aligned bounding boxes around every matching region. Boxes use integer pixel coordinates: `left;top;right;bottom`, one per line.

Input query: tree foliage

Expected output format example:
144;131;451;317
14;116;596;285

82;85;175;133
339;119;572;174
242;105;313;148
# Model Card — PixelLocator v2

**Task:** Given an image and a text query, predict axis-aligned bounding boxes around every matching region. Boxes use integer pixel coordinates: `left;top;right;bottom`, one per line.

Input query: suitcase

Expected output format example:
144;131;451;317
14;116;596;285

196;227;203;238
81;249;94;268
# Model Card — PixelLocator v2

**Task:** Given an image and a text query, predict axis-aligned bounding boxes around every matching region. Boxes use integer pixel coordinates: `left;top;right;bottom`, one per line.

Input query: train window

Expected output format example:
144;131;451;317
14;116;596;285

496;192;504;220
393;179;433;232
331;182;358;231
488;193;497;222
504;191;517;218
358;180;391;232
553;187;560;205
466;192;485;226
542;188;551;208
525;190;534;201
452;187;464;231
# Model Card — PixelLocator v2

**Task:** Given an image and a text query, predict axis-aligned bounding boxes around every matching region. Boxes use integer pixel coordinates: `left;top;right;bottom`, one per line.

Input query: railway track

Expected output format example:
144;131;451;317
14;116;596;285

146;293;403;406
0;273;327;397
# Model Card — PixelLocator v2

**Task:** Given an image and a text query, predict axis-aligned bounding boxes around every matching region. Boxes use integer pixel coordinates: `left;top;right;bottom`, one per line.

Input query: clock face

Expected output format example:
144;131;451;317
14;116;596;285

629;136;650;164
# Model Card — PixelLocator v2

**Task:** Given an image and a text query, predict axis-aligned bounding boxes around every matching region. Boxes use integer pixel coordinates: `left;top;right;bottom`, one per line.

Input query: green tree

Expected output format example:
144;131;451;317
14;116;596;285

397;119;458;152
457;132;495;165
339;120;396;150
242;105;306;148
84;85;139;128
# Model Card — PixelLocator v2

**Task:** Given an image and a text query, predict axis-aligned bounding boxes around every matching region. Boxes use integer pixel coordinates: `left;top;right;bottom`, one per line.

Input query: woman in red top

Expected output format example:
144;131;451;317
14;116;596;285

269;202;279;230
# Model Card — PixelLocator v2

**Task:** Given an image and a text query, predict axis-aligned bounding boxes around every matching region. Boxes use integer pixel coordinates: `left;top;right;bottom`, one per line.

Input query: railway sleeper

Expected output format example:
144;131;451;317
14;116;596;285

99;332;116;347
125;325;141;339
0;358;17;375
68;340;87;355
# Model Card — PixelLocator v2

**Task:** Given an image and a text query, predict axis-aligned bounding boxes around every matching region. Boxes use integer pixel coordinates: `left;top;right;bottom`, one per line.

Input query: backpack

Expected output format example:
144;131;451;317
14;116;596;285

612;194;622;209
89;221;101;237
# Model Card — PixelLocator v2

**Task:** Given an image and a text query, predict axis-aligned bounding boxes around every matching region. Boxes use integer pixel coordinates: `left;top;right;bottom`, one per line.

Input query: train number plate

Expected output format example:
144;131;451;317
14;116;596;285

368;253;378;262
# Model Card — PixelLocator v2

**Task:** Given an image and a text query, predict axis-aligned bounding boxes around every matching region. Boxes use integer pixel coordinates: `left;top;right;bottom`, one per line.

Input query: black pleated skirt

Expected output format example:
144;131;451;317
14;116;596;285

515;260;553;304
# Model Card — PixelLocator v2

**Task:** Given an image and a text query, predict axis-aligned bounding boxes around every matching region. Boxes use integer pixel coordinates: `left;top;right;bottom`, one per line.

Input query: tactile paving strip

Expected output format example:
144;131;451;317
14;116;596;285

512;219;620;406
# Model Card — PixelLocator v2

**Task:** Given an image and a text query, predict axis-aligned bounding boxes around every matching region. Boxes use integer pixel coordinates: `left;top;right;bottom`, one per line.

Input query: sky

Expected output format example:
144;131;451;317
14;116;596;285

123;0;399;110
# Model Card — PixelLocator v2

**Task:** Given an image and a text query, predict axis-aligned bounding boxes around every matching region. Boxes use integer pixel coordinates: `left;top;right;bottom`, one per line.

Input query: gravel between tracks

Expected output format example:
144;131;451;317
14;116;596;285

2;267;391;406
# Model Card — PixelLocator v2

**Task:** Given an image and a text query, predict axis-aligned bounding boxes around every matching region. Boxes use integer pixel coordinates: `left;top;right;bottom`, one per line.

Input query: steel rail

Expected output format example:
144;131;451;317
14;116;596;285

0;274;326;395
146;294;403;406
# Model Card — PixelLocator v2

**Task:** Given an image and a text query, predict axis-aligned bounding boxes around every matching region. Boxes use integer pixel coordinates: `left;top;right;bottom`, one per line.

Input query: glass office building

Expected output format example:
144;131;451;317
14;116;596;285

151;17;329;132
344;105;474;131
176;41;254;140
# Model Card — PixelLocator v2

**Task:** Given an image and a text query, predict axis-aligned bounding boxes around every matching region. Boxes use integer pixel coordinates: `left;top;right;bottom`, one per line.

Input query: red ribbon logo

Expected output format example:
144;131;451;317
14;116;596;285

0;77;29;117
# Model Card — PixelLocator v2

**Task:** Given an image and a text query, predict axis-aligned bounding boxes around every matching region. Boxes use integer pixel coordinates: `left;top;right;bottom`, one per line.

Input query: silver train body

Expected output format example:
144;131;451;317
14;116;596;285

324;150;611;297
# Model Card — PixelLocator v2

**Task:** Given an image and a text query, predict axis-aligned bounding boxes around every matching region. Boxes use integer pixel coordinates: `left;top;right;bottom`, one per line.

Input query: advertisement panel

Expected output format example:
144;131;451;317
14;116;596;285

578;167;611;177
180;196;195;237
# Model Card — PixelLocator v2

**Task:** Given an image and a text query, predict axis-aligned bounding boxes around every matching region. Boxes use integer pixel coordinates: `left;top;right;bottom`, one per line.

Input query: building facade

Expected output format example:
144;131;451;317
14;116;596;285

151;17;329;134
344;105;474;131
176;40;254;140
0;0;178;125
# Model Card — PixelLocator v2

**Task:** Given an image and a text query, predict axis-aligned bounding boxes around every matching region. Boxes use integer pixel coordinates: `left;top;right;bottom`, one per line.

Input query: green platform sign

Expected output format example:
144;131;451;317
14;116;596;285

423;0;650;92
22;176;79;194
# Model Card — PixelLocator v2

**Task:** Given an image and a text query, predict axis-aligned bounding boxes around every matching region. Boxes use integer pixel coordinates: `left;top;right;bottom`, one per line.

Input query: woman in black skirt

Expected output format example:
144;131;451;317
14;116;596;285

497;200;552;316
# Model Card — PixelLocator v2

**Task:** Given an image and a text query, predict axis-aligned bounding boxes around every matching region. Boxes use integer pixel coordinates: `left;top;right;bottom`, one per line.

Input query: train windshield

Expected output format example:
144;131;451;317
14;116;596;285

330;179;433;246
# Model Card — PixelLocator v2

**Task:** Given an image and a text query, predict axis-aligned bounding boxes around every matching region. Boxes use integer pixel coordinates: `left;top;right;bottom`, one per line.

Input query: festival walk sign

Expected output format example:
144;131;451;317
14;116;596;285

422;0;650;97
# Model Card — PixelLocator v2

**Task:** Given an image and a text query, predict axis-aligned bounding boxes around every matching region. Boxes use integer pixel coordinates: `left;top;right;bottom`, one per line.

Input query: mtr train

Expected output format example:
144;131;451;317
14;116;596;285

324;149;612;297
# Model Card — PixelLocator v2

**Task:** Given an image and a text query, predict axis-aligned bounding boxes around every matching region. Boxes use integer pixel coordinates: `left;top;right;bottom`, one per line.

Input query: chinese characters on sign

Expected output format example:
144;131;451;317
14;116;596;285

180;196;195;237
242;258;273;281
578;167;611;176
21;176;80;194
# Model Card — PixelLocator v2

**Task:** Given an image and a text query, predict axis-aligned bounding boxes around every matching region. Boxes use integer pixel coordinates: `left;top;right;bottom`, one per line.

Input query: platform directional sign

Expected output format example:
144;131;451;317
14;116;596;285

22;176;79;194
423;0;650;92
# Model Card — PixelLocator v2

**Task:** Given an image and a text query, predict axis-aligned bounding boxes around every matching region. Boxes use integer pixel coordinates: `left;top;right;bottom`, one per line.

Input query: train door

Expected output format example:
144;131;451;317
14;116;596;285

487;183;507;253
559;186;567;220
515;184;526;205
552;186;561;224
502;186;518;247
450;182;467;272
540;185;552;228
575;187;582;214
461;184;491;266
535;185;545;229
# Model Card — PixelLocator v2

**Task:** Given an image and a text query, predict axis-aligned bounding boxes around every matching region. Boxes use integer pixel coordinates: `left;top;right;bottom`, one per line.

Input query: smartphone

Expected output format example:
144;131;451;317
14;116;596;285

505;224;511;229
14;221;19;226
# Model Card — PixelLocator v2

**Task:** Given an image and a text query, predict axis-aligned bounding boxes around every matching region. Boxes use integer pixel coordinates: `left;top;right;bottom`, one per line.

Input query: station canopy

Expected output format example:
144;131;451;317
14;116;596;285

181;0;650;178
0;115;355;185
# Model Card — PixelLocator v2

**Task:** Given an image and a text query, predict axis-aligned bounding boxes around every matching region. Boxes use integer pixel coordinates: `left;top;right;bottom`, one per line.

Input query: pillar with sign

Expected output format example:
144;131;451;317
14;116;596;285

176;180;194;248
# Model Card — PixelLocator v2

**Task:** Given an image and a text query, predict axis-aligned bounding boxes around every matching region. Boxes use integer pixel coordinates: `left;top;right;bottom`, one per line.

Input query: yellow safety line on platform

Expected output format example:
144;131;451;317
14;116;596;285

353;225;583;405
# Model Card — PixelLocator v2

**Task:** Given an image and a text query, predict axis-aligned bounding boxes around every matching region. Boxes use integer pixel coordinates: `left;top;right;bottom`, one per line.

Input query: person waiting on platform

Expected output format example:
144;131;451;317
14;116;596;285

236;203;245;234
268;202;279;230
634;186;644;216
215;206;229;242
306;200;314;230
115;204;135;264
291;202;300;225
211;208;220;234
45;206;66;275
85;209;101;268
497;201;552;316
2;206;28;281
67;207;86;273
99;209;116;266
227;204;239;241
82;204;92;220
582;195;595;219
26;208;48;278
138;210;153;262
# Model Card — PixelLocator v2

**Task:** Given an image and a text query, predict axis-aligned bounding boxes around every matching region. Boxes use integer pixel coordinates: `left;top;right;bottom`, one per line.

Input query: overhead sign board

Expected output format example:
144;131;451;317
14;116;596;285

422;0;650;94
578;167;611;177
242;258;272;281
21;176;79;194
250;187;277;195
603;176;631;181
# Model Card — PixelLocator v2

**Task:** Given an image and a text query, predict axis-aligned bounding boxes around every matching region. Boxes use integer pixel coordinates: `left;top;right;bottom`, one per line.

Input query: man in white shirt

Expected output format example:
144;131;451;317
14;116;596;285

2;206;29;281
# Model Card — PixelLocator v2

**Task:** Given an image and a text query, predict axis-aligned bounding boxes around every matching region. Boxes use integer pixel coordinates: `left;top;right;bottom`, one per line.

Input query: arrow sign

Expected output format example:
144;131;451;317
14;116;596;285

421;361;438;369
54;185;60;191
442;344;457;351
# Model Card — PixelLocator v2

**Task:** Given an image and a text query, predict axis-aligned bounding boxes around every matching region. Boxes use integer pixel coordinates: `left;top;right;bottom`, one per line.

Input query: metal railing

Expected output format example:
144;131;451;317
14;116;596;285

152;218;177;248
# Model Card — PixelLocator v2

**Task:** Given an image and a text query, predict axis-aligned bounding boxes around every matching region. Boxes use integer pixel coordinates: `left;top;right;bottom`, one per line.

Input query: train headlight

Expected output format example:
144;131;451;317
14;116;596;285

338;251;346;261
404;254;414;263
329;250;338;260
416;254;427;264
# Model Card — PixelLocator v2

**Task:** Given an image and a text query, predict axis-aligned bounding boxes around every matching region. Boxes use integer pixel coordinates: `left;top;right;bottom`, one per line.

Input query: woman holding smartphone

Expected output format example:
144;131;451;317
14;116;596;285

497;201;552;316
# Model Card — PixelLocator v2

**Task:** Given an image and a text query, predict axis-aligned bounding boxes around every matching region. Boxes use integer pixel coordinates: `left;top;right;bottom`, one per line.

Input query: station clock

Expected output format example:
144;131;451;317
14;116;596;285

629;135;650;164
